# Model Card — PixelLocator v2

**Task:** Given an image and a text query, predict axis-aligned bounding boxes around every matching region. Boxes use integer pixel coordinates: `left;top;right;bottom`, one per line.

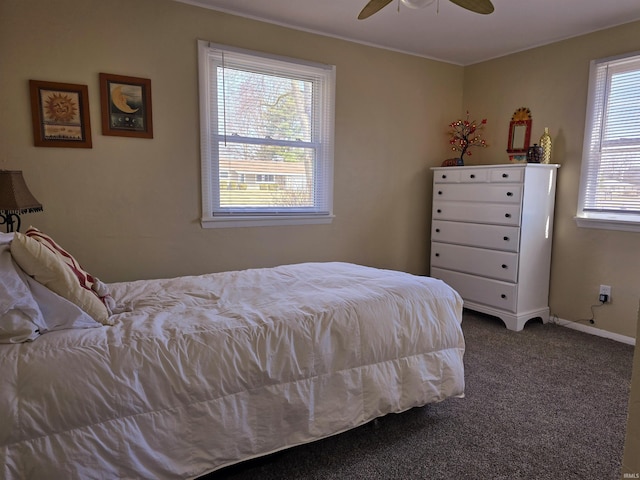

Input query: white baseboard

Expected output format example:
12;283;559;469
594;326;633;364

552;317;636;346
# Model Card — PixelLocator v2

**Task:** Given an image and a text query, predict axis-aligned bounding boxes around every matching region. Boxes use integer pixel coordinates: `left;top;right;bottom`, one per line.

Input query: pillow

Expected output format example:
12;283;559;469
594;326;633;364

24;270;103;333
10;232;112;325
0;240;44;343
25;227;96;289
24;227;115;315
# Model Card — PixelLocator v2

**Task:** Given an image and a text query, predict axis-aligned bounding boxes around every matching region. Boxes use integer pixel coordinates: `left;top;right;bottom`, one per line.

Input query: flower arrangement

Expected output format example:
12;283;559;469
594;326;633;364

448;111;488;165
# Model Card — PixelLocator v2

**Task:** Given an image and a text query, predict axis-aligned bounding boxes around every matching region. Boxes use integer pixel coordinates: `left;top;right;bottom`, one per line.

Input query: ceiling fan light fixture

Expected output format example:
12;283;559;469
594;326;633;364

400;0;436;9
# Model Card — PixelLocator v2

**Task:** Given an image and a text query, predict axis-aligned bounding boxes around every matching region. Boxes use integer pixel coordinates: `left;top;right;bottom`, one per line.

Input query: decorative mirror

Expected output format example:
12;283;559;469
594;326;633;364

507;107;532;161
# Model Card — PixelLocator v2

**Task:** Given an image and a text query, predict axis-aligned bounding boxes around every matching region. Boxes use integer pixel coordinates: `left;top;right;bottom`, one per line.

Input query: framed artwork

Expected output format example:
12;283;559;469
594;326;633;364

29;80;92;148
506;107;532;162
100;73;153;138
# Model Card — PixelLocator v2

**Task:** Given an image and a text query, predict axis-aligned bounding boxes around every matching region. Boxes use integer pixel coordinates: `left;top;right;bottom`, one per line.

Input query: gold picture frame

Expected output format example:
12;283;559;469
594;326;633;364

29;80;92;148
100;73;153;138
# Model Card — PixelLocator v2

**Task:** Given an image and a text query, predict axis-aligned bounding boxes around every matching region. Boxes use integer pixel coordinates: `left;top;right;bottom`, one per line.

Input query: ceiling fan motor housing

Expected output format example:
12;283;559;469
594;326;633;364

401;0;436;8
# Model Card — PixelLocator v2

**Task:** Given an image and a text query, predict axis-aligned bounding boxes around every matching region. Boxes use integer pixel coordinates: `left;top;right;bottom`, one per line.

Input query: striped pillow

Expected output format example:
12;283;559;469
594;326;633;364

23;227;113;322
11;232;111;325
25;227;99;294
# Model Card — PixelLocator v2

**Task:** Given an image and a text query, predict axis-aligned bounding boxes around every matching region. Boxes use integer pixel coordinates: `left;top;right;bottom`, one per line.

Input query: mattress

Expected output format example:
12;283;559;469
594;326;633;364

0;262;464;479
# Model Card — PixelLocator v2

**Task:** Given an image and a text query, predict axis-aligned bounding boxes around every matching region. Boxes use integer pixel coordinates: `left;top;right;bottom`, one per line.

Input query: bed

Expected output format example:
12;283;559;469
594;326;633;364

0;229;465;479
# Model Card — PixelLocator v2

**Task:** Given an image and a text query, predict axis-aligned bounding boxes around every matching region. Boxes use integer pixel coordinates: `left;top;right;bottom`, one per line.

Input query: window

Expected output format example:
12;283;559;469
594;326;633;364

256;174;275;183
198;41;336;228
576;51;640;232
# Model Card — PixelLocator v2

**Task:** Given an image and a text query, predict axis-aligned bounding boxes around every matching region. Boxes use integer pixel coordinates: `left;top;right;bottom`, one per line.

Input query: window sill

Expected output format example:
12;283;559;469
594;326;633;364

201;214;335;229
574;214;640;233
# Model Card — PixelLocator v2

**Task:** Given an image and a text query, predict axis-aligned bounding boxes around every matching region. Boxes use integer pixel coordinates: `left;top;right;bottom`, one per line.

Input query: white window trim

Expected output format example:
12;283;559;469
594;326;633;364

197;40;336;229
201;214;334;229
575;213;640;232
575;50;640;233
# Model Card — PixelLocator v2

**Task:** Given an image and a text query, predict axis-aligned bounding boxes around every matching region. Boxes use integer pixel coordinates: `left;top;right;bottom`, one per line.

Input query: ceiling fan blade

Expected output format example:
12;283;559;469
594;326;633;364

449;0;494;14
358;0;394;19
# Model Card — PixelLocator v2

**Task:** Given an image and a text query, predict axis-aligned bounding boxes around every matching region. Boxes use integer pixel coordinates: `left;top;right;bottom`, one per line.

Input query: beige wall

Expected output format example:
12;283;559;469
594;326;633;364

1;0;638;339
0;0;462;281
463;21;640;339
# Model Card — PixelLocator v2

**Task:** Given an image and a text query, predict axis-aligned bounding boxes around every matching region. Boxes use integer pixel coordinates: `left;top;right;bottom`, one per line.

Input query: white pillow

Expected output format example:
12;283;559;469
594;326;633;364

10;232;112;325
0;238;44;343
22;270;103;333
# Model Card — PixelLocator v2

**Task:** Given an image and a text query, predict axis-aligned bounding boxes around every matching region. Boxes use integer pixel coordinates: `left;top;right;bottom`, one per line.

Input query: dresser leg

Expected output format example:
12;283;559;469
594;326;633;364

501;308;550;331
463;303;550;332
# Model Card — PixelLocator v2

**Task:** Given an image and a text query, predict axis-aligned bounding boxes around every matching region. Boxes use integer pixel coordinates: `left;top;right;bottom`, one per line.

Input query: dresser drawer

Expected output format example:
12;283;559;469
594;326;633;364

431;267;517;313
433;168;489;183
433;169;461;183
433;167;490;183
431;242;518;282
489;167;524;183
433;201;521;226
456;168;489;182
432;220;520;252
434;184;522;203
433;166;526;185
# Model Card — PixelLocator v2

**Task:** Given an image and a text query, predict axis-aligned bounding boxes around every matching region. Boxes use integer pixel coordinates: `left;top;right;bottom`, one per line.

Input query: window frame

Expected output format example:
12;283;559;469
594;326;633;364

197;40;336;229
576;50;640;233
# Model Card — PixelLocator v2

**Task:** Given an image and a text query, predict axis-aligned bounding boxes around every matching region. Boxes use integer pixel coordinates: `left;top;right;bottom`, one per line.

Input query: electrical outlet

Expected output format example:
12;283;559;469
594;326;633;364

599;284;612;303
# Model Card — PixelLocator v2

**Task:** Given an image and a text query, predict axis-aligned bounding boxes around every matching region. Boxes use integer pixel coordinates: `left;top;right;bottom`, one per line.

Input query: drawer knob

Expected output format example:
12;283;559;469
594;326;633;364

470;174;476;179
435;228;440;233
503;236;509;241
501;294;507;299
501;264;508;269
442;174;447;179
437;209;442;213
505;213;511;218
438;191;443;195
506;192;513;197
502;173;508;178
435;253;440;257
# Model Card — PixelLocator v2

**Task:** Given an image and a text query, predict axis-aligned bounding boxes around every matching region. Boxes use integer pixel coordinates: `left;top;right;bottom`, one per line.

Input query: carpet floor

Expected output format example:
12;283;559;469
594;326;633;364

206;310;635;480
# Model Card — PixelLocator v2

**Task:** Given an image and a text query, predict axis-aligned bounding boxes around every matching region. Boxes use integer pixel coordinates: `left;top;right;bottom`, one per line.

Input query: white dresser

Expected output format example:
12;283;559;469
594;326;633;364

430;164;559;331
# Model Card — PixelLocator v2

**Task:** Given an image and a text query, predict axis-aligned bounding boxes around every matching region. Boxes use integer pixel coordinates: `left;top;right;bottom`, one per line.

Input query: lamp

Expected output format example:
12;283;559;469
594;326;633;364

0;170;43;233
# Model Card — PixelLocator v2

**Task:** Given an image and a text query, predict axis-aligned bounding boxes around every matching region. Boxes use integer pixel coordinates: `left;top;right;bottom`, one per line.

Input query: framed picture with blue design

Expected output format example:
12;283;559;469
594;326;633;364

99;73;153;139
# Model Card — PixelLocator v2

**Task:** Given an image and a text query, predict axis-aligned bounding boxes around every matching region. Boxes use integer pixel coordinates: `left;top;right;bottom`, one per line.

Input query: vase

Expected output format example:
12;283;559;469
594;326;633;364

527;144;543;163
540;127;552;164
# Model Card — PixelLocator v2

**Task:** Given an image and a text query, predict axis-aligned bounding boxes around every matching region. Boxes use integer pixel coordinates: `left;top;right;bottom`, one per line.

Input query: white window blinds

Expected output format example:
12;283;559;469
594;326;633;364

578;51;640;227
198;41;335;227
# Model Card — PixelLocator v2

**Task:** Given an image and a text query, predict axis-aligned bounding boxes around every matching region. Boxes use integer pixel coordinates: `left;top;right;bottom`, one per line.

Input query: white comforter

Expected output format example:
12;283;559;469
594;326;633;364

0;262;464;479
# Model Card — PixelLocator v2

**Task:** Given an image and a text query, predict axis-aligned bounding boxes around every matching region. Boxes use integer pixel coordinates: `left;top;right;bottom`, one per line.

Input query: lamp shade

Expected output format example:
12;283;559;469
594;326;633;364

0;170;43;214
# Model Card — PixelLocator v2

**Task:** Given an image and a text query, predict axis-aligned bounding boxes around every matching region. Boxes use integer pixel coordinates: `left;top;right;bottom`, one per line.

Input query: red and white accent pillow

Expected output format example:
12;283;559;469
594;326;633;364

11;227;114;324
25;227;99;295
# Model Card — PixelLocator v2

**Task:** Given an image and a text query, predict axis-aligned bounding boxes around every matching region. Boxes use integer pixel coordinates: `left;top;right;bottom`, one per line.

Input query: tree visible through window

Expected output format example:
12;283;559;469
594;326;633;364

198;41;336;227
577;51;640;232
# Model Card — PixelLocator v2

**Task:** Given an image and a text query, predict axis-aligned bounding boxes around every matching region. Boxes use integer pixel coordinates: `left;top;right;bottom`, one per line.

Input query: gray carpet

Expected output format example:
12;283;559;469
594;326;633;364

206;310;635;480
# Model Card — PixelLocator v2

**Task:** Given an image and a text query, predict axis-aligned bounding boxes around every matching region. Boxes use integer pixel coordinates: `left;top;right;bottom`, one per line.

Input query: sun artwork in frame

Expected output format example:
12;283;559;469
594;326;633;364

100;73;153;138
29;80;92;148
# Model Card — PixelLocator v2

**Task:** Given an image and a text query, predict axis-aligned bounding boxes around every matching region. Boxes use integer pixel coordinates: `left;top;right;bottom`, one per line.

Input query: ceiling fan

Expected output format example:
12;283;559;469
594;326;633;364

358;0;494;19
